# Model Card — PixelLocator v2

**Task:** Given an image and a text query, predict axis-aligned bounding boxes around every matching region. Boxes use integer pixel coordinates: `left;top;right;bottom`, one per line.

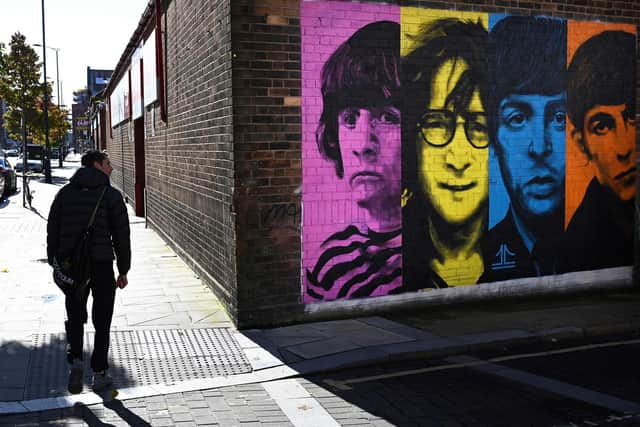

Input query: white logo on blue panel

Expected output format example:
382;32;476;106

491;243;516;270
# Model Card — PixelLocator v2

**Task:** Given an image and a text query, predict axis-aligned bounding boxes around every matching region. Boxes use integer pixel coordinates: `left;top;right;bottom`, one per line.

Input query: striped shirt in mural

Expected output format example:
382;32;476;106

305;225;402;301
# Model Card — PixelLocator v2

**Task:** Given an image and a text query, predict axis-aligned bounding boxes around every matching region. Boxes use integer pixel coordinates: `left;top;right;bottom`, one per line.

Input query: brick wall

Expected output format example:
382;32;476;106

232;0;304;326
232;0;640;328
106;0;238;322
109;121;136;206
106;0;639;328
148;0;236;320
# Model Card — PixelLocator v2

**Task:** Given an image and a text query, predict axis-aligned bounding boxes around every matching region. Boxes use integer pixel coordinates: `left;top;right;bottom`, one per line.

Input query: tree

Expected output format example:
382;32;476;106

0;33;41;144
0;42;5;77
0;32;68;148
32;102;70;146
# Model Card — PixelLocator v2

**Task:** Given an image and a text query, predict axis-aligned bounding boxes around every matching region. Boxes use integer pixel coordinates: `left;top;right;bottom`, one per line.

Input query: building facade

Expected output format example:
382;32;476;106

101;0;640;328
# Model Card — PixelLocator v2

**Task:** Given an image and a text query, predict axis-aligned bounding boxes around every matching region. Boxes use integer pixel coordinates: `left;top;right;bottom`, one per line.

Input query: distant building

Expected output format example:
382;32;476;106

72;103;90;152
87;68;113;97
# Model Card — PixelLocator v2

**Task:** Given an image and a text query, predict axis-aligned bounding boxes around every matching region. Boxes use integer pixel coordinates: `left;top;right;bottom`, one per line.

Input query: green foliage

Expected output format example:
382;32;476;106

0;32;69;146
32;103;70;146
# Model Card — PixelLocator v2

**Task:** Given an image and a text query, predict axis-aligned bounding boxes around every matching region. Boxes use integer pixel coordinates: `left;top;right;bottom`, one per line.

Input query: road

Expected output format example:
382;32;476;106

305;333;640;427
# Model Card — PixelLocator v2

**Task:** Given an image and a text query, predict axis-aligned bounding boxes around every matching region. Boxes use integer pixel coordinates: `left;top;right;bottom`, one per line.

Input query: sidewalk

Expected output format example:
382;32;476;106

1;155;639;424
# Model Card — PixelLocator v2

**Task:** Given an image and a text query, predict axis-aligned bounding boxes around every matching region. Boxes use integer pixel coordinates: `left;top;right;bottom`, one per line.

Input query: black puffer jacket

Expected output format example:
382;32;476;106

47;167;131;275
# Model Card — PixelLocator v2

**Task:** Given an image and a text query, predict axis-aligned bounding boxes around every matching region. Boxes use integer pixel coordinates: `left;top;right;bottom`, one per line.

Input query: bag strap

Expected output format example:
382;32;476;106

87;186;107;229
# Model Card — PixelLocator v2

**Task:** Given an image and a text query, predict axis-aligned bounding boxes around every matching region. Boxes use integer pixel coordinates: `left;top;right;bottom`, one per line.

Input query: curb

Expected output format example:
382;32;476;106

2;321;637;416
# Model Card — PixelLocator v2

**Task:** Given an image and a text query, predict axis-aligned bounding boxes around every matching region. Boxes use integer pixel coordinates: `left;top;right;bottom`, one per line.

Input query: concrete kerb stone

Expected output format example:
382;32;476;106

2;315;639;415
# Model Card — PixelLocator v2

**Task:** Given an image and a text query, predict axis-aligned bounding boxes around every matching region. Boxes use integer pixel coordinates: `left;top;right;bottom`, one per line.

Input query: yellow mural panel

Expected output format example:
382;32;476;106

401;8;488;56
401;7;489;287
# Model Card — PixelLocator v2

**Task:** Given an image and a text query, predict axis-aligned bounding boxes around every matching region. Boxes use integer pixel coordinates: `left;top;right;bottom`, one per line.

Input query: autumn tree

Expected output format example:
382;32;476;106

32;101;70;146
0;33;40;143
0;32;68;148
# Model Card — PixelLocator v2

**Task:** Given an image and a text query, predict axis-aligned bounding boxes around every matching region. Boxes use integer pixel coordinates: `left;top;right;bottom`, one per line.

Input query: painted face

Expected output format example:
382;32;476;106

417;58;489;225
338;105;402;222
581;104;636;202
496;92;566;220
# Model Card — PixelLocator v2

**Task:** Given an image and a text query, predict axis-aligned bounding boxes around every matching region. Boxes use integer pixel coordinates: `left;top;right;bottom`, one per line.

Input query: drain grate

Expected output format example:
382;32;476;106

24;328;252;400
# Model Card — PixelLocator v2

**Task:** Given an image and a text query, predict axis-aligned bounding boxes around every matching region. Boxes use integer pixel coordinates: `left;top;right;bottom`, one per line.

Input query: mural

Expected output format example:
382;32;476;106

563;22;637;272
401;9;489;289
482;16;568;282
301;2;403;302
301;1;637;303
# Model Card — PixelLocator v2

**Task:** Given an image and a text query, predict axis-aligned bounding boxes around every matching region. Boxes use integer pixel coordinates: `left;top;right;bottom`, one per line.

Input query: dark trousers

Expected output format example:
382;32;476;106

65;262;116;373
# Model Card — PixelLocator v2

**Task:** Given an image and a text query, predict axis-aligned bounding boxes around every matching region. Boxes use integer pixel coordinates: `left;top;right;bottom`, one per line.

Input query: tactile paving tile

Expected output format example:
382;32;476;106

0;219;47;233
24;328;252;399
24;333;79;400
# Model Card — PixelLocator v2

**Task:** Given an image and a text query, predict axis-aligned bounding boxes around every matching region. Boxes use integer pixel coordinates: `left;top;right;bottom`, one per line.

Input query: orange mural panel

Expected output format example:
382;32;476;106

565;21;636;226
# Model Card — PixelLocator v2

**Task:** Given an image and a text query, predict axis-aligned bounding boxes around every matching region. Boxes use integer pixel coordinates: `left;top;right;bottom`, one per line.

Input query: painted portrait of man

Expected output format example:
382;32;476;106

480;16;567;282
401;14;489;289
301;3;402;301
562;30;636;272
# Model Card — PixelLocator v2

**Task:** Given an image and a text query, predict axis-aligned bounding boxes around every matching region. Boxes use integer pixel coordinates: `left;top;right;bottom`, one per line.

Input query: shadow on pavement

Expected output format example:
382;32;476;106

300;355;626;427
28;203;48;221
0;335;137;402
68;400;151;426
35;174;69;187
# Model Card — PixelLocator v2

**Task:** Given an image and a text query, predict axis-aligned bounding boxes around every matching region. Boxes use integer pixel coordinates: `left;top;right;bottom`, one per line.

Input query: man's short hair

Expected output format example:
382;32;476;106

489;16;567;139
316;21;400;179
567;30;636;136
402;18;488;198
81;150;108;168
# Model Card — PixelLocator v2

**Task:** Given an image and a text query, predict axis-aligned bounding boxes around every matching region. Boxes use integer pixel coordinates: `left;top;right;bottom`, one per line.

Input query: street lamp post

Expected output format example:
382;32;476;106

40;0;51;184
20;109;28;208
35;43;62;167
34;44;59;106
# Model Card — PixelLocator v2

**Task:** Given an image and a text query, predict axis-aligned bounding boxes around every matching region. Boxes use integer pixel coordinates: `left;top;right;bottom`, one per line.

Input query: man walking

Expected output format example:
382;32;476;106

47;150;131;394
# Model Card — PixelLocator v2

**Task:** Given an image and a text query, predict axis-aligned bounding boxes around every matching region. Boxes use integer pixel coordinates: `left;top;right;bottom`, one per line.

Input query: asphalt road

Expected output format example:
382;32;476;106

310;333;640;427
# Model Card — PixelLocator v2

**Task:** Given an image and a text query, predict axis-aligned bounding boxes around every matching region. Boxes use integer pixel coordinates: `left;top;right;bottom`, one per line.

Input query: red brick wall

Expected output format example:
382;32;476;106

232;0;639;327
106;0;639;328
232;0;304;326
108;121;136;207
106;0;238;322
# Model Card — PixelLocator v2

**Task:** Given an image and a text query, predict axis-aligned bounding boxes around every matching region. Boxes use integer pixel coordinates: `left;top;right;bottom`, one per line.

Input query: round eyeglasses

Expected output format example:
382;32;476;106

418;109;489;149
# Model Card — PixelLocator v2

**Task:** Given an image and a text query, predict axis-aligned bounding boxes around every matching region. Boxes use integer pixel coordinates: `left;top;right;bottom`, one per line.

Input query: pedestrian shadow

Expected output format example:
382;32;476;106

68;400;151;426
0;337;152;425
0;334;137;401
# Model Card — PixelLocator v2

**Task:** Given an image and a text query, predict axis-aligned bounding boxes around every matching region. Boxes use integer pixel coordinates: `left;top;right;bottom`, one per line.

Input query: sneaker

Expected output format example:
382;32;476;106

67;359;84;394
92;371;113;392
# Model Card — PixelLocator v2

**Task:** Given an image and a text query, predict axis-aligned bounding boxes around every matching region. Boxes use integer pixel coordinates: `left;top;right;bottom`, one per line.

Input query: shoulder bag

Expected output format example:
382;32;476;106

52;186;107;299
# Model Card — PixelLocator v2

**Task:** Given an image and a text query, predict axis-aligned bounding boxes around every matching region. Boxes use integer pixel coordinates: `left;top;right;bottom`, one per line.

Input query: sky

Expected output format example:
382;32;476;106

0;0;150;110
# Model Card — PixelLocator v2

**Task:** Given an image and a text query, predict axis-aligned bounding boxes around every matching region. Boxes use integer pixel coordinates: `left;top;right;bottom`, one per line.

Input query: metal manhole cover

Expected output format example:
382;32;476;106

24;328;251;400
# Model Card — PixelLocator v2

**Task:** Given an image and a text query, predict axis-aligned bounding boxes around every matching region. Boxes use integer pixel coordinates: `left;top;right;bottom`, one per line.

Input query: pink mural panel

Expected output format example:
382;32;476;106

301;1;401;302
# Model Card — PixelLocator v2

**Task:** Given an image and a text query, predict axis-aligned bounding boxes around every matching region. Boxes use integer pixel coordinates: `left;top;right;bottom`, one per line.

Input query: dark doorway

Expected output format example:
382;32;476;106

133;117;145;217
